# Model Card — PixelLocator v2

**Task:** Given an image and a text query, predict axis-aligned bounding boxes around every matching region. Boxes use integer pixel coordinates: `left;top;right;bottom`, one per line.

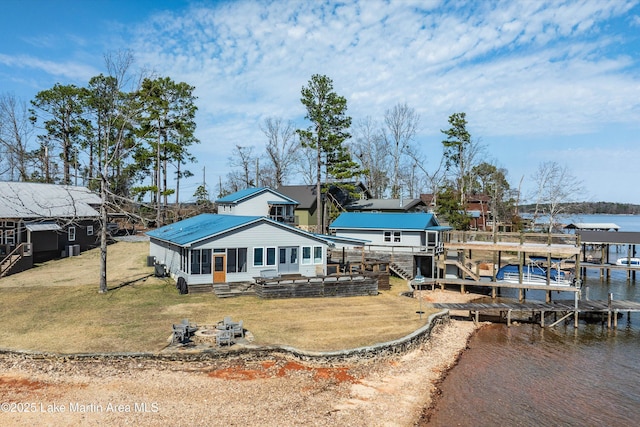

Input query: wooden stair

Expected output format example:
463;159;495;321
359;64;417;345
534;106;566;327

444;259;480;281
389;261;413;281
213;282;255;298
0;254;21;278
187;283;214;294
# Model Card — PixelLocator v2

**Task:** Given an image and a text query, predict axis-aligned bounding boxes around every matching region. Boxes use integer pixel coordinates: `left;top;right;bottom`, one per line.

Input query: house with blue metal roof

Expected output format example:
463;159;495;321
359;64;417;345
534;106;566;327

329;212;450;248
329;212;451;279
147;213;332;288
215;187;298;225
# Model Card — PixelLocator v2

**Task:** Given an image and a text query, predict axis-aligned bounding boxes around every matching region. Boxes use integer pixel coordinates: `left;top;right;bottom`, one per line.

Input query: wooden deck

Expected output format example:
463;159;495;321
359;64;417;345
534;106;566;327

413;277;581;295
431;298;640;328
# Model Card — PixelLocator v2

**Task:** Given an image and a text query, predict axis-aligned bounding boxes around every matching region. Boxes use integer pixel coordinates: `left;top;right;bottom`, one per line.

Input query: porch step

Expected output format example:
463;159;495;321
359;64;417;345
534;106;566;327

187;284;214;294
389;261;413;281
0;254;20;278
213;282;255;298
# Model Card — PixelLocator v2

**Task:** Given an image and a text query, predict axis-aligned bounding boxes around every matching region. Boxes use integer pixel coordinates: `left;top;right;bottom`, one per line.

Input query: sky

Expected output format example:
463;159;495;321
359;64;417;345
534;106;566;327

1;0;639;204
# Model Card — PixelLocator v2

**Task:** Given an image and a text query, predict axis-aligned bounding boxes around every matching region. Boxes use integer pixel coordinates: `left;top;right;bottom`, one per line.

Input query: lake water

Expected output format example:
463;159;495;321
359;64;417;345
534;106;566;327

423;214;640;426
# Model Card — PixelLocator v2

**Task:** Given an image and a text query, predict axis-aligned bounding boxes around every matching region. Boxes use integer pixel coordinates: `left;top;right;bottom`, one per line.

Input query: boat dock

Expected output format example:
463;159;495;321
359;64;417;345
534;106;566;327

431;295;640;329
417;229;640;328
580;261;640;281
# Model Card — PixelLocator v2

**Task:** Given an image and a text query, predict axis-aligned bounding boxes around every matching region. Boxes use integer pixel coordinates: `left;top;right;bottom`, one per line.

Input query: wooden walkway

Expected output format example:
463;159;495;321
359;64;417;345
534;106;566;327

413;278;581;302
431;298;640;329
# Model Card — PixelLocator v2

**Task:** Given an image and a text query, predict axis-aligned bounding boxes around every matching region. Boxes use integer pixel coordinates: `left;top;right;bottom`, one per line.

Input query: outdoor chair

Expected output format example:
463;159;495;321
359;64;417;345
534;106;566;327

172;324;187;344
216;329;233;347
231;319;244;338
181;318;198;337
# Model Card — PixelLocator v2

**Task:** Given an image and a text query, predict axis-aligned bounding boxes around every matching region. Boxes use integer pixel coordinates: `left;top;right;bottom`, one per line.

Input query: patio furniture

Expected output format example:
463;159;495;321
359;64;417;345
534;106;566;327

172;324;187;344
231;319;244;338
182;318;198;336
216;329;233;347
216;316;244;338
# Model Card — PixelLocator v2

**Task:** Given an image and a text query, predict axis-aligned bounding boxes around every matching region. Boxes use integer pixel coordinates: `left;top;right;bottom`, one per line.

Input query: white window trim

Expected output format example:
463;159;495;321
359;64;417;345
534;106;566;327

87;225;94;236
253;247;264;267
301;246;312;265
68;227;76;242
266;247;277;266
313;246;323;264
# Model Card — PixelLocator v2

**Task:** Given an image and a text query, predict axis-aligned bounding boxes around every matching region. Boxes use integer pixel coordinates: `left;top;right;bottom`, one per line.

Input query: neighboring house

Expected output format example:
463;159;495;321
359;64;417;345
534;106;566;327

329;212;449;251
147;213;332;285
466;194;491;230
329;212;451;279
215;187;298;225
421;193;494;230
277;182;372;231
345;198;428;213
0;182;102;277
276;184;318;231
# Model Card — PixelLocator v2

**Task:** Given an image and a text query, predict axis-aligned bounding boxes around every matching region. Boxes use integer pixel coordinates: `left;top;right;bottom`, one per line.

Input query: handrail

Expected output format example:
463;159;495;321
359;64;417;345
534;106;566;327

0;243;29;278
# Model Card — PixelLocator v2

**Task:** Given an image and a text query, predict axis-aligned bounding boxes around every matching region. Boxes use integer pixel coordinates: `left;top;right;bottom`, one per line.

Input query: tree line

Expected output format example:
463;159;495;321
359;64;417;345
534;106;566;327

2;61;587;235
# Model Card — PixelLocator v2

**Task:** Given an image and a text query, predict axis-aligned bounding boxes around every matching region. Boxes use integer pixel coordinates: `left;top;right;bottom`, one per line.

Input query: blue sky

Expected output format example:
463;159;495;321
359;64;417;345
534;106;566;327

2;0;639;204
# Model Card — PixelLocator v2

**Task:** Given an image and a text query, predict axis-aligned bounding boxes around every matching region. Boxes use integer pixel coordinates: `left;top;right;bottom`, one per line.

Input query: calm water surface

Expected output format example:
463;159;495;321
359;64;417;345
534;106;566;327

424;215;640;426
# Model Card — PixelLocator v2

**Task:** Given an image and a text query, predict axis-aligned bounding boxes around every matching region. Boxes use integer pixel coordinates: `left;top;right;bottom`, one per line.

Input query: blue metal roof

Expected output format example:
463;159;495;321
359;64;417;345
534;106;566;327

329;212;449;231
147;213;333;247
215;187;266;203
215;187;298;204
147;214;262;246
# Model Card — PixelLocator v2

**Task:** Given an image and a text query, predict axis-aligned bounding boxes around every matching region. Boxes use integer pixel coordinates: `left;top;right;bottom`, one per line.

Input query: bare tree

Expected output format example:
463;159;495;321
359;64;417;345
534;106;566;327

91;50;146;293
294;144;317;186
350;117;390;198
384;103;419;198
530;161;585;233
227;145;257;190
0;93;35;181
403;141;446;209
261;117;299;188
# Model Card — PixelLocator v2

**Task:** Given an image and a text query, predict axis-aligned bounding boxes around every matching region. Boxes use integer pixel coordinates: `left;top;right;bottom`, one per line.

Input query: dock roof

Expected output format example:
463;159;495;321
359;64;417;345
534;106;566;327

564;222;620;231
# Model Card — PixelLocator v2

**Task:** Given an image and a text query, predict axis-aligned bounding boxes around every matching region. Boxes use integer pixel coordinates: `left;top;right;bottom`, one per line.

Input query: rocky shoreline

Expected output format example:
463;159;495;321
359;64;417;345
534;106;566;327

0;290;481;426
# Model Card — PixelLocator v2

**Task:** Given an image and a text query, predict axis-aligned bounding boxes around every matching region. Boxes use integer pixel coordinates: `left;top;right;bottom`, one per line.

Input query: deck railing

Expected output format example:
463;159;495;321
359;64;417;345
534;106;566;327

0;243;31;278
443;230;580;247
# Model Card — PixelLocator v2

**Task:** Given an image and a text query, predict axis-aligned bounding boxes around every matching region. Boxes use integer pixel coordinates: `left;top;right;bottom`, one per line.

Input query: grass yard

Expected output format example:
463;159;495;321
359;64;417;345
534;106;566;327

0;241;437;353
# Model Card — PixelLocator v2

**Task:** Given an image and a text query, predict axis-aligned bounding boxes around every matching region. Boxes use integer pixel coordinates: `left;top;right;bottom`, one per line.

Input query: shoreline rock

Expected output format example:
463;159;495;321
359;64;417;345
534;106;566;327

0;290;481;426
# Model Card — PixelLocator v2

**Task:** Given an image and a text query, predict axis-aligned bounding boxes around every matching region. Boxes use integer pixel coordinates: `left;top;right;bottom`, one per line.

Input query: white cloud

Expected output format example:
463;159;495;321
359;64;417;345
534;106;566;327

120;0;640;201
0;53;99;82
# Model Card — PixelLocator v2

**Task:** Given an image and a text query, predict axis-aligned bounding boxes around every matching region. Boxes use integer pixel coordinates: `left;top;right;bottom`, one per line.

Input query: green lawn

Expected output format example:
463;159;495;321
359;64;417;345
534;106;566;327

0;242;437;353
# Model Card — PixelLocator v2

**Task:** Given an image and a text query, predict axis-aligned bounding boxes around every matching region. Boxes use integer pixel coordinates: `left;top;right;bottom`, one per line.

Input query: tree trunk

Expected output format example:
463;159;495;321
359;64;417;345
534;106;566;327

99;170;108;293
316;141;322;234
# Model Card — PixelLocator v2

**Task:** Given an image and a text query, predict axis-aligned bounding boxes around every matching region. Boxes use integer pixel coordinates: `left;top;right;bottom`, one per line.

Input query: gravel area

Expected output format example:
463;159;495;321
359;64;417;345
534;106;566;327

0;290;480;427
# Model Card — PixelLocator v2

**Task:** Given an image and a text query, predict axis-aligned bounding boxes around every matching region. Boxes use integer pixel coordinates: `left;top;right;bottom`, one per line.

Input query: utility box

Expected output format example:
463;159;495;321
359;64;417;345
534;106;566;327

147;256;156;267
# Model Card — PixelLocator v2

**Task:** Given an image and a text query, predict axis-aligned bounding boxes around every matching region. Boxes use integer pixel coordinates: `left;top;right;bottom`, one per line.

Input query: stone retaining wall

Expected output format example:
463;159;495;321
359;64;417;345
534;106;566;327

0;311;450;365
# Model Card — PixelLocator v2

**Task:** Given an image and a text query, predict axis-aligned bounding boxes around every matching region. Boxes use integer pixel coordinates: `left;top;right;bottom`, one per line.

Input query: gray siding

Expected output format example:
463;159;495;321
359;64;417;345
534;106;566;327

335;229;424;249
232;192;289;216
150;221;327;285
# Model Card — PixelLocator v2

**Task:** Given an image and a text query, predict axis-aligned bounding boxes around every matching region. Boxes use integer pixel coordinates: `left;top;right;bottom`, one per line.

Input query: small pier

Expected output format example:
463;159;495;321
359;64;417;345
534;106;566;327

580;261;640;281
432;295;640;329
